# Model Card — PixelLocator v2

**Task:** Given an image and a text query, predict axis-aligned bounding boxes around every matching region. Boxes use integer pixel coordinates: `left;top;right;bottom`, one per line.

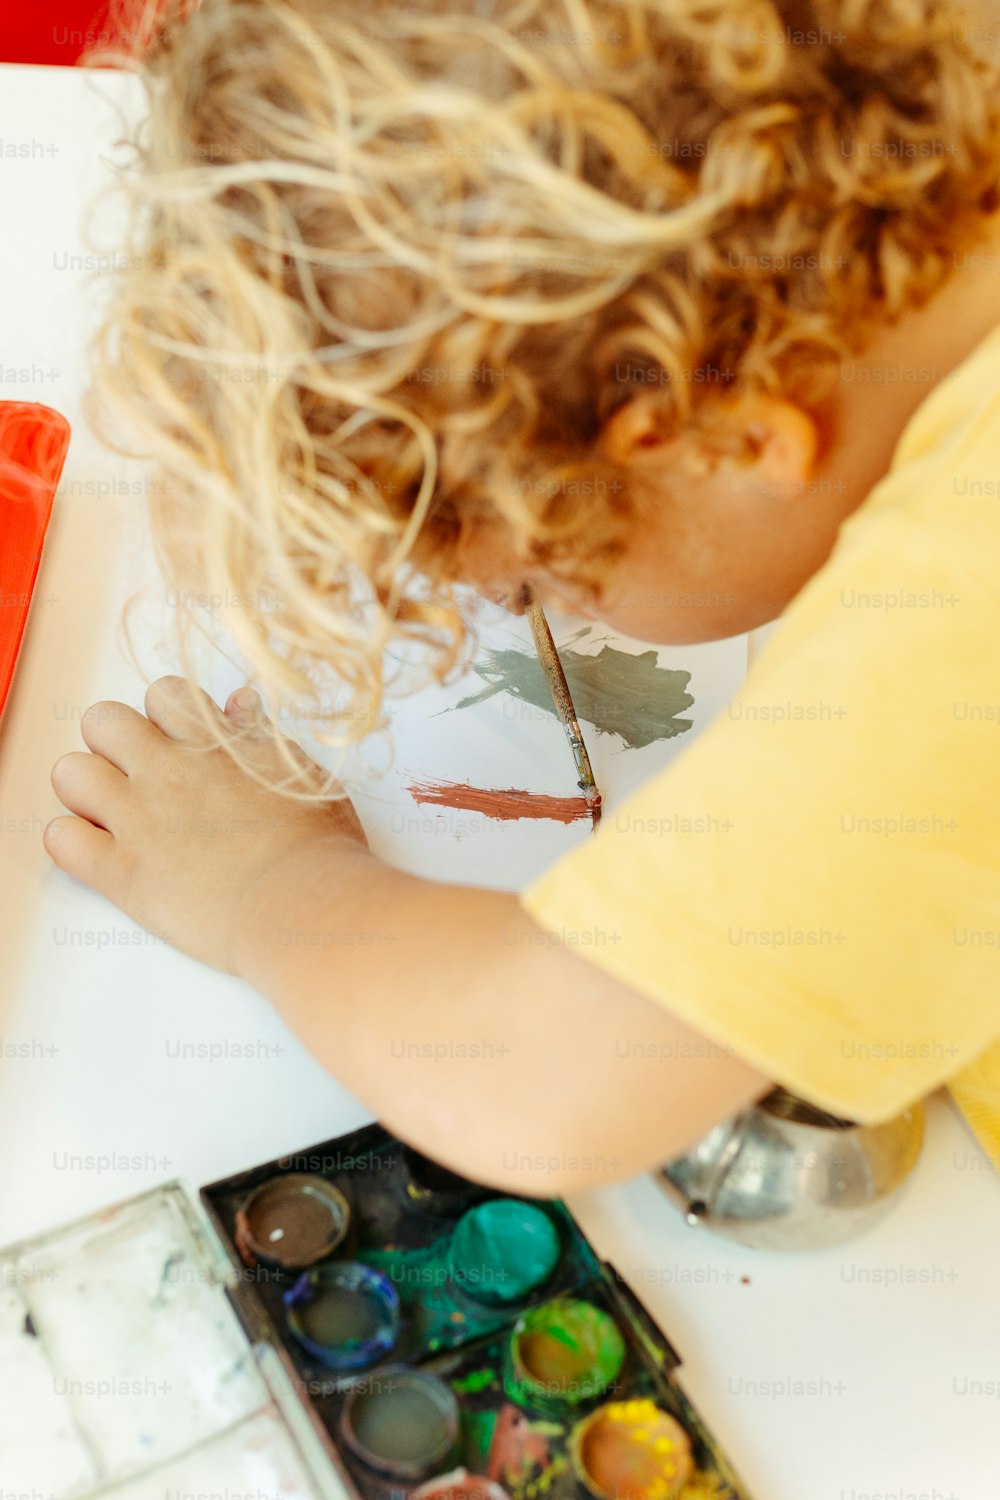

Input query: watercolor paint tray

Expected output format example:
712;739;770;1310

199;1124;754;1500
199;1123;607;1390
0;1127;754;1500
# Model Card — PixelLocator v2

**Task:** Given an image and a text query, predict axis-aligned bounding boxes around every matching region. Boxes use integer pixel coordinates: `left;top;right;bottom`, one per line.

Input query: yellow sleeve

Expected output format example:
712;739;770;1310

521;412;1000;1125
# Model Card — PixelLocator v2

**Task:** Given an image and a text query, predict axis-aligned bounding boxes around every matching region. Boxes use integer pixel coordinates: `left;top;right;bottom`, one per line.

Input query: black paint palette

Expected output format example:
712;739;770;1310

200;1124;754;1500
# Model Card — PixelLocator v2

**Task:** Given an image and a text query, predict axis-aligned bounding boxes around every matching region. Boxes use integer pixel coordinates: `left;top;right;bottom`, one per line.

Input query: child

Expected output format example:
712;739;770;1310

47;0;1000;1190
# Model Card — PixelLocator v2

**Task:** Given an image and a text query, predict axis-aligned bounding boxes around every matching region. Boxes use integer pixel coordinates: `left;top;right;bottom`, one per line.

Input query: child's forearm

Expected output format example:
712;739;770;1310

44;679;768;1182
234;836;769;1195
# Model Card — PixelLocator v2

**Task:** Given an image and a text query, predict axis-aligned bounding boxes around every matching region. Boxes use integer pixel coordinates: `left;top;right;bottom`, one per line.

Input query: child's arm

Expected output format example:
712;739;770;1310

45;676;769;1193
233;835;769;1194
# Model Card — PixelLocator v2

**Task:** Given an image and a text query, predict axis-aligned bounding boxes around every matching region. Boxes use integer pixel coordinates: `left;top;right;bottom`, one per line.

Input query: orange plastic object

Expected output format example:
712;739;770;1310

0;403;72;720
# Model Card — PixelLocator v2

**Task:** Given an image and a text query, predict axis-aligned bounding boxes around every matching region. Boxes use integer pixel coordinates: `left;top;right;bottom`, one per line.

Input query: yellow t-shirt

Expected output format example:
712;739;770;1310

521;322;1000;1162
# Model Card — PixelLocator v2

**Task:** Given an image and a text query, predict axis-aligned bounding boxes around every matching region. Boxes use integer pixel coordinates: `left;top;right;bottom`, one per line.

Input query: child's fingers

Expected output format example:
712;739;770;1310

43;814;116;890
224;684;266;729
80;700;161;773
225;684;312;771
223;685;338;797
144;674;227;744
51;751;128;831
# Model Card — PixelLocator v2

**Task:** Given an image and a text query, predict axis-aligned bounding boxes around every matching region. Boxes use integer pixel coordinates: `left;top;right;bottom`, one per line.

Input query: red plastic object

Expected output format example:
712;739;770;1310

0;3;115;67
0;403;71;720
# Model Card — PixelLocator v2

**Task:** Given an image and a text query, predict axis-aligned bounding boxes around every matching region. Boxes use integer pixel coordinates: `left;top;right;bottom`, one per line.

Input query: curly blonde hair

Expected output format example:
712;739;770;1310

93;0;1000;778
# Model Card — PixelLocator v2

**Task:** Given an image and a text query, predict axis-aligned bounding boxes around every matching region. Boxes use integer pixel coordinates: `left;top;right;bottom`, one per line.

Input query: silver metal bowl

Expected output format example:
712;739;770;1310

656;1088;925;1250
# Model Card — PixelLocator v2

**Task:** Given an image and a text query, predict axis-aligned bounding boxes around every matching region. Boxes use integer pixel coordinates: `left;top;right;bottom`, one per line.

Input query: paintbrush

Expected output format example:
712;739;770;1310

519;587;602;829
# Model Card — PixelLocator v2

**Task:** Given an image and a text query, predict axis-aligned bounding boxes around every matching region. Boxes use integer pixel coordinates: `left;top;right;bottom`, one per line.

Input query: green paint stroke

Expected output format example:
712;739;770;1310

446;642;694;749
453;1368;496;1396
463;1407;498;1464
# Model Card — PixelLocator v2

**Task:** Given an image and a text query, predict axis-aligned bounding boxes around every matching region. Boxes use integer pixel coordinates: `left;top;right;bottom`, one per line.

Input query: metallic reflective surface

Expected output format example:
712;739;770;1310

657;1088;925;1249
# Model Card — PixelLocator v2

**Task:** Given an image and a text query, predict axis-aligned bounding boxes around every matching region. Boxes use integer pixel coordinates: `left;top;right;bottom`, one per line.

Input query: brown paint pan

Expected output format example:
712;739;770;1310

235;1173;351;1272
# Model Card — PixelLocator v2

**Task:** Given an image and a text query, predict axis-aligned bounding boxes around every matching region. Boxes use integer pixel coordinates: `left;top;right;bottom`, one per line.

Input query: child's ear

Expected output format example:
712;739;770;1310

601;391;818;485
736;393;819;485
599;392;674;464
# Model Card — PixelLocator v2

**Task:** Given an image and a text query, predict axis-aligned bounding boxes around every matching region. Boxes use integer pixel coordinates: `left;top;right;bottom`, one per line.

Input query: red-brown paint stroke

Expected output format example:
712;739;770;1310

406;777;592;824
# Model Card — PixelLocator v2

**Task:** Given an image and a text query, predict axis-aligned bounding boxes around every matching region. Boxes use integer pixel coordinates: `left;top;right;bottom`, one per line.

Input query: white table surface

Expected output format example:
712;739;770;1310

2;62;1000;1500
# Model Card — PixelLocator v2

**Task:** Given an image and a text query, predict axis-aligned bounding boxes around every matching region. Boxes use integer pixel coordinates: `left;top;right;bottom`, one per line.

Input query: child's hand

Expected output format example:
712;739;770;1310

45;676;366;974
